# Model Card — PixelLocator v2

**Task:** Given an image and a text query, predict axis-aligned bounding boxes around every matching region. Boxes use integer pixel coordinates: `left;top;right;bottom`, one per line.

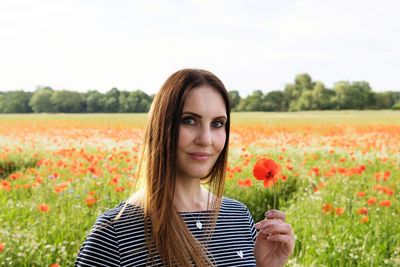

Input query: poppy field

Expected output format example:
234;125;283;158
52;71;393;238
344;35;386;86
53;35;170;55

0;111;399;266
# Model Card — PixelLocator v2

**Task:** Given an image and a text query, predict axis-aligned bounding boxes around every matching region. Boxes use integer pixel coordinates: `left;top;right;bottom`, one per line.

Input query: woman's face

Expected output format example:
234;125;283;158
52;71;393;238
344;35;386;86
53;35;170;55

176;85;227;181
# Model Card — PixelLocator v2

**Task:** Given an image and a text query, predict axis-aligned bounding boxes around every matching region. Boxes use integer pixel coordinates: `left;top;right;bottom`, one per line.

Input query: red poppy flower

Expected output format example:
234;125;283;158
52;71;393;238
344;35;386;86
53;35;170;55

360;216;369;224
1;180;11;191
357;207;368;215
38;203;50;213
335;207;345;216
238;178;252;188
85;196;97;207
115;186;125;192
379;200;391;207
367;197;377;205
322;203;334;214
383;171;391;181
357;191;365;197
253;158;281;188
312;167;320;176
286;164;294;171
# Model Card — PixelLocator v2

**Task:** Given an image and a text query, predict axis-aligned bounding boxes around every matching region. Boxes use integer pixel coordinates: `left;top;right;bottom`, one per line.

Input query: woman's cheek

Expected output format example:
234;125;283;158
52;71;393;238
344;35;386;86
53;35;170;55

215;131;226;152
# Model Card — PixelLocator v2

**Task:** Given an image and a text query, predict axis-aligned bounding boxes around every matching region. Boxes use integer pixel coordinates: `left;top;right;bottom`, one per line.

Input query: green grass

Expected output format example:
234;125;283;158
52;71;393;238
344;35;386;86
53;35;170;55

232;110;400;125
0;111;399;266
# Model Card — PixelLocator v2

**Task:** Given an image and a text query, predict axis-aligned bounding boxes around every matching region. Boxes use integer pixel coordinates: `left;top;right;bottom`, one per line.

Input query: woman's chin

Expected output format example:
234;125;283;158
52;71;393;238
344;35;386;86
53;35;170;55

182;171;211;180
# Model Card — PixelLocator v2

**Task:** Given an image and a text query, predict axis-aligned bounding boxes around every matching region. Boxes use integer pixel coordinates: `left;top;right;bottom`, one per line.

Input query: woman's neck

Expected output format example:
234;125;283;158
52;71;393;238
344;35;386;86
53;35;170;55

173;178;211;212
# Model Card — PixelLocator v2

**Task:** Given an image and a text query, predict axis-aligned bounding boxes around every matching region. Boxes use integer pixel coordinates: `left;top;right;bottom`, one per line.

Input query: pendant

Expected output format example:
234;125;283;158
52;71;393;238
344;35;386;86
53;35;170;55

237;250;244;259
196;221;203;229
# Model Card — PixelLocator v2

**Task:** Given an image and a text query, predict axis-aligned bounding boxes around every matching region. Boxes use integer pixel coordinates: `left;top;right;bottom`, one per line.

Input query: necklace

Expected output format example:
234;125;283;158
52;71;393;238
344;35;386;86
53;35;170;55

189;212;203;230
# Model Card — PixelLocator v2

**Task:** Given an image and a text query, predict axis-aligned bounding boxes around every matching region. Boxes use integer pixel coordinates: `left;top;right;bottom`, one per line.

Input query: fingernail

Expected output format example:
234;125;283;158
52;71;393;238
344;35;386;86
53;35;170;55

255;222;261;229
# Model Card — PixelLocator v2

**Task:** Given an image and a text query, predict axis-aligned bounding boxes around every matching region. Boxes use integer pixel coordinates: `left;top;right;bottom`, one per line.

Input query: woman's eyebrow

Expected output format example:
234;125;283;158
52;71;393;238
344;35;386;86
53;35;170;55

182;111;227;120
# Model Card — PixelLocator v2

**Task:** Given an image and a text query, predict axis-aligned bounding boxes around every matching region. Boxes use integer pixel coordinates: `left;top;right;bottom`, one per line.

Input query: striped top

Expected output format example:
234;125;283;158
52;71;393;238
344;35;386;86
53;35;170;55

75;197;257;266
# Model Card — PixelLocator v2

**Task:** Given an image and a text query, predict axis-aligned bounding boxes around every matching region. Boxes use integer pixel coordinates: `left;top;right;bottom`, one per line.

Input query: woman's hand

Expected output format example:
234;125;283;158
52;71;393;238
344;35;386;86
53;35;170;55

254;209;295;267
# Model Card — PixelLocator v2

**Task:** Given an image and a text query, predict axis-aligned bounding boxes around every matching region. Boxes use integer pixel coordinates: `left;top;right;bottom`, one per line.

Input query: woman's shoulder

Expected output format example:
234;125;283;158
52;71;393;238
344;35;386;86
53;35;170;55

76;202;135;266
221;196;251;213
98;200;145;226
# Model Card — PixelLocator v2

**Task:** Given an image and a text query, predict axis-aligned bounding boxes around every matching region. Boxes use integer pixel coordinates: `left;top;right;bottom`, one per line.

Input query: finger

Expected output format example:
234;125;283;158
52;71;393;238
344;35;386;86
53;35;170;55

259;223;293;236
265;233;295;249
265;209;286;221
254;218;284;230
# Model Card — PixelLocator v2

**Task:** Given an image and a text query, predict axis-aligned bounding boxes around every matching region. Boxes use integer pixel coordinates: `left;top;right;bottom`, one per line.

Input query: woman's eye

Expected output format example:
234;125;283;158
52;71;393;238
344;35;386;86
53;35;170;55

181;117;196;125
211;120;225;128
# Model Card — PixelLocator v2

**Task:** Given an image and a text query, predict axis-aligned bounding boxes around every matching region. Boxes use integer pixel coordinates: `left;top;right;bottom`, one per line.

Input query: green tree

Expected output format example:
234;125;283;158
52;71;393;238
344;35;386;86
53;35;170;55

100;88;120;112
312;82;335;110
388;91;400;107
297;91;314;110
119;90;152;112
371;91;400;109
284;73;315;111
118;91;131;112
263;91;285;111
295;73;313;90
0;93;5;113
283;84;300;111
85;90;104;112
236;90;264;111
392;102;400;110
352;81;374;108
371;92;393;109
0;91;33;113
333;81;373;109
228;90;241;110
29;87;55;113
51;90;85;113
131;90;151;112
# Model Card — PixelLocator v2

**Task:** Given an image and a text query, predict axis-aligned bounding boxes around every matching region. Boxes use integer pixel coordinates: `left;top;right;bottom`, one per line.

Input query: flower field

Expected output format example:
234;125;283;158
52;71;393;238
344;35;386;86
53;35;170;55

0;111;399;266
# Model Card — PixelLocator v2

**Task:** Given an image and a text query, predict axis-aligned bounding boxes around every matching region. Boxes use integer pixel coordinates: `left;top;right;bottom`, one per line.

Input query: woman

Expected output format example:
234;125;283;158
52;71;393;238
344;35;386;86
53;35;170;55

75;69;294;266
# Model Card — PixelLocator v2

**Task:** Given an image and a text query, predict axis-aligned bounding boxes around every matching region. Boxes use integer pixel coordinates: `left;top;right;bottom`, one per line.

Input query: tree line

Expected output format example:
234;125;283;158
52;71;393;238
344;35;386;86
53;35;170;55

0;73;399;113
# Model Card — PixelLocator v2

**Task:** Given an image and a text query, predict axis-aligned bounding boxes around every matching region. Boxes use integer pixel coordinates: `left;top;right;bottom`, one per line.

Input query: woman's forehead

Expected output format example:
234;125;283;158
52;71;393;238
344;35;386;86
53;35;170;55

182;86;227;117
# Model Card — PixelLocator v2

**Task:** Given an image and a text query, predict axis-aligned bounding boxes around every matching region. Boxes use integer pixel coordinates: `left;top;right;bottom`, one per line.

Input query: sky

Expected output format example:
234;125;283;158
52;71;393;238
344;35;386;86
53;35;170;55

1;0;399;96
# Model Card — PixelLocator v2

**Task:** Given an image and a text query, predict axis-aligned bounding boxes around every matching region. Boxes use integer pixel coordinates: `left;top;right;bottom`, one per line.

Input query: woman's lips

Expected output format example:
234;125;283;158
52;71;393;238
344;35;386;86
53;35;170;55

188;153;211;161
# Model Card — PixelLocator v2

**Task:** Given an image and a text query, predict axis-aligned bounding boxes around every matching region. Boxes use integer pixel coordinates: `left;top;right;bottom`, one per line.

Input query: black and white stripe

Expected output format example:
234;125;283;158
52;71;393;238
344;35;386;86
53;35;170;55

75;197;257;266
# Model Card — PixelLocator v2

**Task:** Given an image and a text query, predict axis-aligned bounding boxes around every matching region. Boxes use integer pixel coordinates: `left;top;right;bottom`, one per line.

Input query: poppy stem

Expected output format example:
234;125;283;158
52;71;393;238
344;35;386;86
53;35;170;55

272;178;277;209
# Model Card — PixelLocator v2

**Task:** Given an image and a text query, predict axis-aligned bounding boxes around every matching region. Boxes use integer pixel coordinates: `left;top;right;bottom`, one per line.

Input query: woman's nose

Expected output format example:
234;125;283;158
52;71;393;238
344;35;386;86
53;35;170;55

194;127;212;146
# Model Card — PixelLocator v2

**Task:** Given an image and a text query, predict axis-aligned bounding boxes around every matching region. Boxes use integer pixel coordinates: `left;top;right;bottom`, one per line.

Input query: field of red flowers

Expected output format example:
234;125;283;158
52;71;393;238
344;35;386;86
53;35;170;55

0;111;399;266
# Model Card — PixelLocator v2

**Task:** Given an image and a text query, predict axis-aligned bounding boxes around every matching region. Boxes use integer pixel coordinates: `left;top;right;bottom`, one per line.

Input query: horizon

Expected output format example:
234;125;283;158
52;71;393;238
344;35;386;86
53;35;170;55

1;75;399;98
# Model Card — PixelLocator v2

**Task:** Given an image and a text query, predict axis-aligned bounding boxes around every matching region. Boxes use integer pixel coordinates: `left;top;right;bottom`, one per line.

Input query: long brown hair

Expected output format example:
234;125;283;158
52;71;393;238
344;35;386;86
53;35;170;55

124;69;231;266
